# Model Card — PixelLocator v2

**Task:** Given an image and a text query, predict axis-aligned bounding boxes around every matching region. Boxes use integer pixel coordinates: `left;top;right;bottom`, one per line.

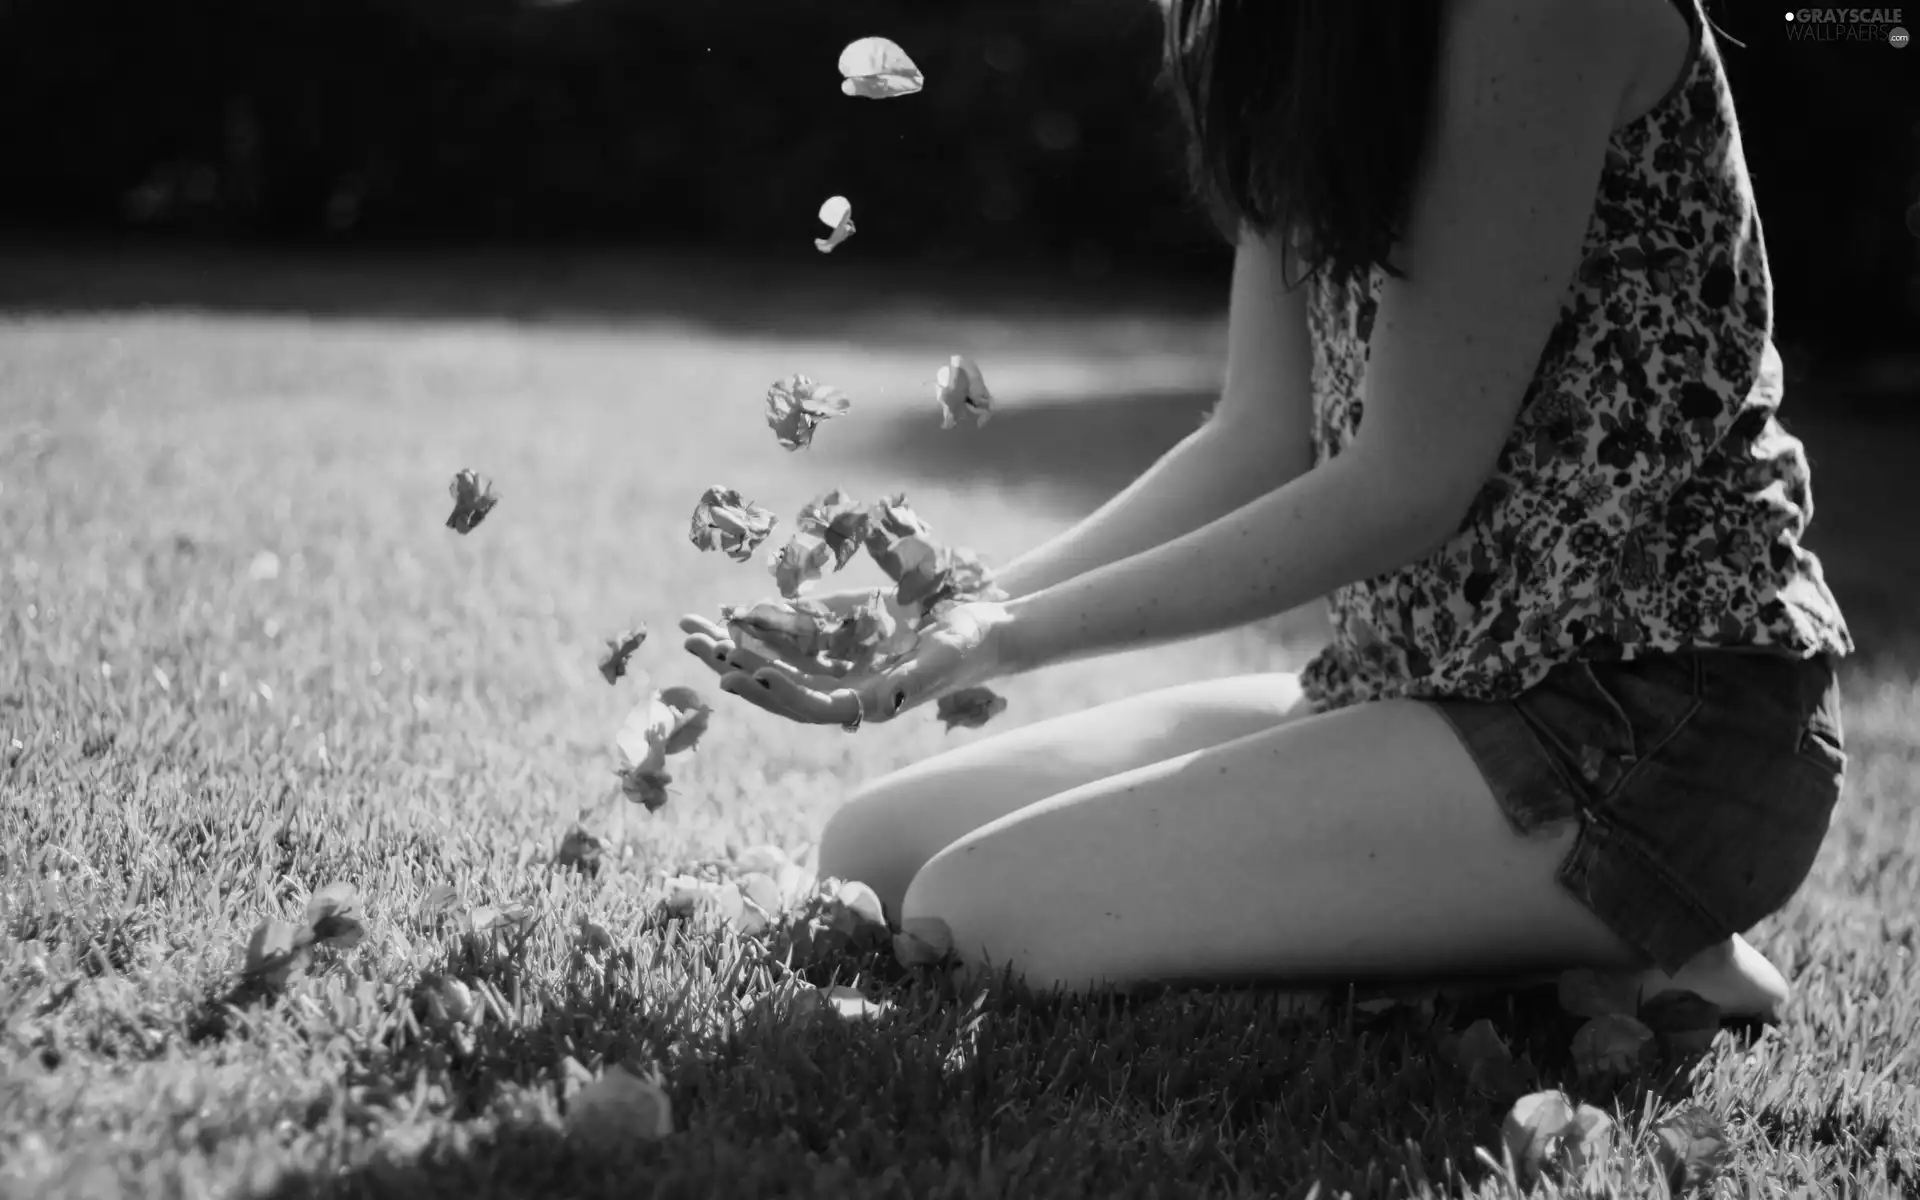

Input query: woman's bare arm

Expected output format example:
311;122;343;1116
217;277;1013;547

989;230;1317;599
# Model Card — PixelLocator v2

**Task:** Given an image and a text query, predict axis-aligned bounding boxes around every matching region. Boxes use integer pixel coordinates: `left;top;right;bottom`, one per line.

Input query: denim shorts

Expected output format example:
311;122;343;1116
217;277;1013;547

1427;649;1846;974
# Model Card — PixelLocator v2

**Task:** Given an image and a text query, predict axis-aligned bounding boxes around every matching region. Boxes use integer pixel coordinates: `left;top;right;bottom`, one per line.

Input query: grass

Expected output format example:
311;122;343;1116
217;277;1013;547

1;246;1917;1199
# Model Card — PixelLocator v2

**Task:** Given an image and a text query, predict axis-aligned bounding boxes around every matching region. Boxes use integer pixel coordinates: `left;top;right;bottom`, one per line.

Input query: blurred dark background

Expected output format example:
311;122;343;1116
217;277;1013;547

0;0;1914;367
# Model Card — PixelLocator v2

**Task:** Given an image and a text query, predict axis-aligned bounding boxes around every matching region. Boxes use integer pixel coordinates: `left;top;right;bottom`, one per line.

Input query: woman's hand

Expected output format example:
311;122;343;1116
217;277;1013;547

682;598;1015;729
679;587;890;686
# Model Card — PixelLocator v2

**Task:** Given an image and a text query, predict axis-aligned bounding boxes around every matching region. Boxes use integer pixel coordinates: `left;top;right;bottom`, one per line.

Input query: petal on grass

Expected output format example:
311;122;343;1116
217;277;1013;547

830;879;887;928
823;984;890;1021
1499;1091;1612;1187
1652;1106;1732;1192
566;1066;674;1144
1570;1013;1656;1079
893;916;953;967
242;918;313;990
555;826;604;876
1639;989;1723;1058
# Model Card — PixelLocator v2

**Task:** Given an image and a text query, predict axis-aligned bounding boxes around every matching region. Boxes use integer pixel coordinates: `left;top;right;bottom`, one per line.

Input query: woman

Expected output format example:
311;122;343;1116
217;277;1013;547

681;0;1851;1019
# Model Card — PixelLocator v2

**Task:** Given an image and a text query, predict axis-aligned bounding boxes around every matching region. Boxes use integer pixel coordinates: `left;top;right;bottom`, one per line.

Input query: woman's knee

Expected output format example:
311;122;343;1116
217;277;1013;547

900;839;1105;998
815;778;938;922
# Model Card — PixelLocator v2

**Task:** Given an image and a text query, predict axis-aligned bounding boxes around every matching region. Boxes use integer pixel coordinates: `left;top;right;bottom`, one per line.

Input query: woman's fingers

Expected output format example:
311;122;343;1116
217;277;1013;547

720;670;860;726
685;631;831;690
681;630;736;677
680;614;824;684
678;614;729;641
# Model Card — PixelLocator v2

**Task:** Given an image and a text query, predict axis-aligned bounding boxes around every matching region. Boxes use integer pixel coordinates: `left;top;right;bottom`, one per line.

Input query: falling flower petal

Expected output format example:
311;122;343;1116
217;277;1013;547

813;195;857;253
768;534;836;598
934;354;993;429
655;686;712;754
615;699;669;779
613;689;705;812
689;486;778;563
618;769;671;811
935;686;1007;731
446;469;499;534
862;494;942;593
838;37;924;98
766;373;853;450
794;490;873;569
598;626;648;685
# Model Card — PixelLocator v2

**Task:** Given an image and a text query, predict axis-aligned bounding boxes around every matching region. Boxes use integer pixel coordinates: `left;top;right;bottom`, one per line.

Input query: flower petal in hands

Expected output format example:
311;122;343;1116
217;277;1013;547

680;616;815;684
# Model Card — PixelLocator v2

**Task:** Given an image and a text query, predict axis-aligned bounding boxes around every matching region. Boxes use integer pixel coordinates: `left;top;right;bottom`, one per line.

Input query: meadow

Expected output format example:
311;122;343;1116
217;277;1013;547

1;245;1915;1198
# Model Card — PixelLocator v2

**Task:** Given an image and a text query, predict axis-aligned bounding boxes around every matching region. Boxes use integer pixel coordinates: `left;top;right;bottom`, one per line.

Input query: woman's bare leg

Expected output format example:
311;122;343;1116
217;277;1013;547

897;696;1790;1017
816;673;1313;922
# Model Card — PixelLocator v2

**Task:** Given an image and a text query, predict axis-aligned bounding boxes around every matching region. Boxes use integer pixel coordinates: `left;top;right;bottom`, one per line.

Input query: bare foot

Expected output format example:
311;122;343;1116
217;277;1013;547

1627;934;1789;1021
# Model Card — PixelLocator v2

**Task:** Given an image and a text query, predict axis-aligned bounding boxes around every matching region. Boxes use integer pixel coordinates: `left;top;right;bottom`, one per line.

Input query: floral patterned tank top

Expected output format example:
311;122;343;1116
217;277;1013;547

1298;0;1853;711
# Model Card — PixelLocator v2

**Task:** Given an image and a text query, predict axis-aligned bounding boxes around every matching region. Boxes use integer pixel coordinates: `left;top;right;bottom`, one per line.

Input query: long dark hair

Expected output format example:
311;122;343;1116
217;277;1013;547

1157;0;1448;288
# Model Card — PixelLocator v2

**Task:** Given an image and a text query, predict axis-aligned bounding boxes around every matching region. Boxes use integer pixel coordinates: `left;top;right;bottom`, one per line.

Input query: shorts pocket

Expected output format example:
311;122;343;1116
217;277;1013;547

1578;653;1705;765
1796;673;1847;780
1517;654;1702;800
